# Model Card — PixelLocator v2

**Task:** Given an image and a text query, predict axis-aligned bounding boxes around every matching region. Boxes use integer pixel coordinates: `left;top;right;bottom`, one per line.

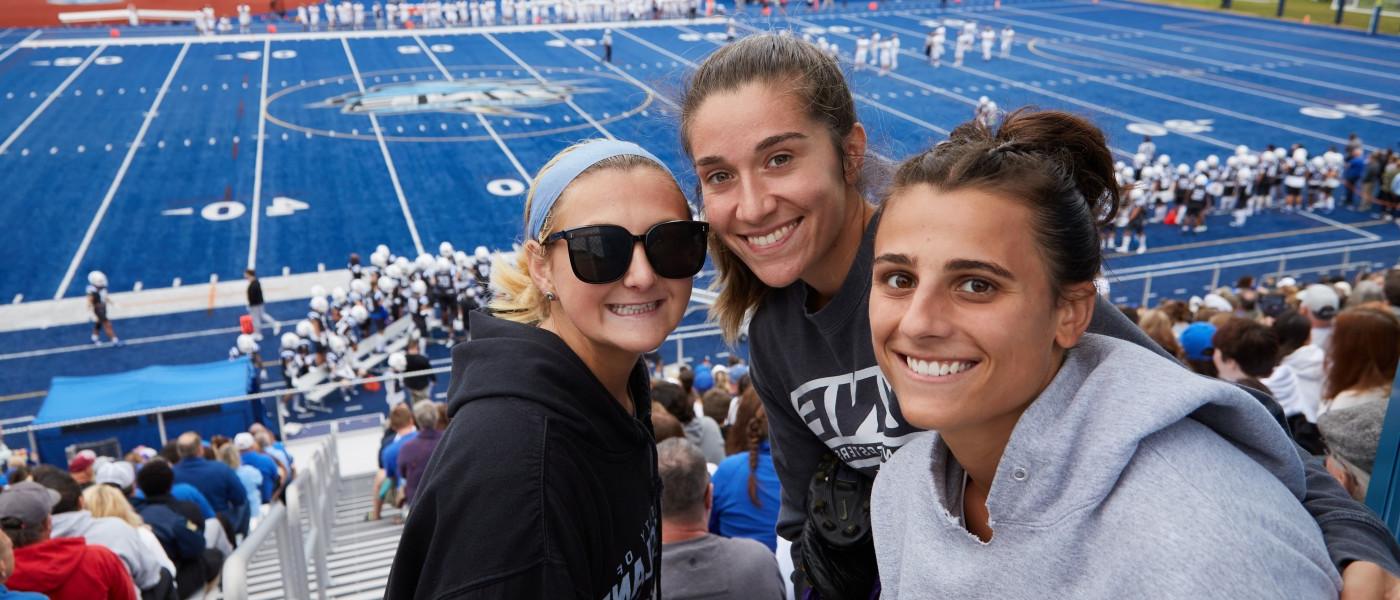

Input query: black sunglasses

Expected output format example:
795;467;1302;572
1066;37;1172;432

544;220;709;284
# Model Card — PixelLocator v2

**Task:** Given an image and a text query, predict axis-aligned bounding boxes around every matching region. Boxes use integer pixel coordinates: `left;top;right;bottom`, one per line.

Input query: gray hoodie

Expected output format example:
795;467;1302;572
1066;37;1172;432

51;509;163;591
872;334;1340;599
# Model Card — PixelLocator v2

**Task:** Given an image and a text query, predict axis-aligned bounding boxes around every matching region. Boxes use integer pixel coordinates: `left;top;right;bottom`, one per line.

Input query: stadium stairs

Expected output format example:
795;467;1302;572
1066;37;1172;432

217;433;405;600
239;472;403;599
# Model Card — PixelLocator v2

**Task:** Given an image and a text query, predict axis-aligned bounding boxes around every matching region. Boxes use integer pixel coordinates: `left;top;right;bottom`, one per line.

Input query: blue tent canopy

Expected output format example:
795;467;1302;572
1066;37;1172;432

36;358;253;426
34;358;259;466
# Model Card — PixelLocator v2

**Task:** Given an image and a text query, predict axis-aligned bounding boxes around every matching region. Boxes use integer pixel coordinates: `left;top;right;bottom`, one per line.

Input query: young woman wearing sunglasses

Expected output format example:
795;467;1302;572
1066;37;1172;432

386;139;708;599
867;109;1338;597
680;33;1400;597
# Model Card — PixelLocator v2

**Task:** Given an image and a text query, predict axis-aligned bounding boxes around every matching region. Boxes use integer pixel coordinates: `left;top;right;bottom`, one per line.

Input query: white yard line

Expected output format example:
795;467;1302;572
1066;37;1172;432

894;10;1400;107
482;32;615;139
789;15;1237;152
1159;22;1400;69
1297;210;1382;242
0;45;104;157
339;37;426;256
546;29;680;111
0;31;41;64
410;35;533;180
55;43;190;300
999;5;1400;84
1026;39;1400;128
847;14;1366;151
1106;1;1400;50
248;39;272;270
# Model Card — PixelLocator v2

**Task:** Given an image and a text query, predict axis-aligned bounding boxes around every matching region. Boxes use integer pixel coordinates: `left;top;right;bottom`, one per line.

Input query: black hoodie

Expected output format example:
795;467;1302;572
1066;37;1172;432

386;312;661;600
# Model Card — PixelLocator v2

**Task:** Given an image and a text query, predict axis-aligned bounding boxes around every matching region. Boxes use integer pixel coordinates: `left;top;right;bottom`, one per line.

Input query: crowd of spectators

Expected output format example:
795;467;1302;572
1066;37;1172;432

1121;267;1400;503
368;400;448;522
0;423;294;599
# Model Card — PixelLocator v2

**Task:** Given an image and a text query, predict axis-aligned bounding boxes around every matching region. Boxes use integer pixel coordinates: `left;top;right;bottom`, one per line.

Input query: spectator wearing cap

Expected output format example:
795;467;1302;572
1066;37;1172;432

1320;307;1400;417
31;466;165;593
657;439;785;600
234;433;279;503
95;461;136;496
397;401;443;510
0;525;47;600
1320;399;1388;502
131;459;224;599
1298;284;1341;352
68;451;96;488
0;480;136;600
170;432;249;537
1178;321;1218;377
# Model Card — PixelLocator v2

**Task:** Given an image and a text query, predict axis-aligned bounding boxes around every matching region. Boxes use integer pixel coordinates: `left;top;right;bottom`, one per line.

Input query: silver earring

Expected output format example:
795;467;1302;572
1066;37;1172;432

545;291;557;301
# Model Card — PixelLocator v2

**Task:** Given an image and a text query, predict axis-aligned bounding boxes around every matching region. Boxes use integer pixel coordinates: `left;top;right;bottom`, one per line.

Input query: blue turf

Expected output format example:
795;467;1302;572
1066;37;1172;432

0;0;1396;431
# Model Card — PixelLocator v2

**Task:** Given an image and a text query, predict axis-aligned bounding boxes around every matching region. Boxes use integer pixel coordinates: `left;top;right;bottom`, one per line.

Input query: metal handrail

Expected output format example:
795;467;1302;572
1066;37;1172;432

221;435;338;600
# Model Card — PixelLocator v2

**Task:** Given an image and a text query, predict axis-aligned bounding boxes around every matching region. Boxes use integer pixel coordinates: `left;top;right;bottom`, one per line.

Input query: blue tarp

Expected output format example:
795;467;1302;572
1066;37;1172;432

36;358;253;426
34;358;260;467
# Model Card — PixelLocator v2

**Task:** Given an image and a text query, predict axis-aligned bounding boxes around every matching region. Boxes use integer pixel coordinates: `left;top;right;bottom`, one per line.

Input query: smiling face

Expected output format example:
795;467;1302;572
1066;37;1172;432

869;185;1094;435
688;81;867;291
528;166;693;366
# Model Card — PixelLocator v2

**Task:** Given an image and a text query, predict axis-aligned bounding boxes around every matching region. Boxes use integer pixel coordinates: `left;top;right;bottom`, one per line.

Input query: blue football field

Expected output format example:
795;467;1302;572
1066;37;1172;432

0;0;1396;440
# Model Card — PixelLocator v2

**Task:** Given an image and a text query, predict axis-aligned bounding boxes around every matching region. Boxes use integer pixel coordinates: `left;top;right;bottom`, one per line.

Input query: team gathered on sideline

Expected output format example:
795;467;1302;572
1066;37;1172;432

225;242;492;417
11;16;1400;600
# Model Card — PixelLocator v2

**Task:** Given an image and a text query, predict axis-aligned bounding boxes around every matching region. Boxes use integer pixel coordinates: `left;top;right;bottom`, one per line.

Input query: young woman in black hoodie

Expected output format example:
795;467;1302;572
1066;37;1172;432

386;139;708;599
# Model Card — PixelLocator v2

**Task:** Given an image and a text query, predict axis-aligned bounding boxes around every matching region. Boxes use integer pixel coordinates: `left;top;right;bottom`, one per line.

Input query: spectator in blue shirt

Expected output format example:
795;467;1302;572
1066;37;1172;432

1344;148;1367;208
369;404;417;521
171;432;249;537
249;424;294;481
234;433;280;502
710;389;782;551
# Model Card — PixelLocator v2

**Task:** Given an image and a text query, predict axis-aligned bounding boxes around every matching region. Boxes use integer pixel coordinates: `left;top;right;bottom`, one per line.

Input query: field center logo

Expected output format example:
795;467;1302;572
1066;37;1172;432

264;64;653;143
311;78;606;119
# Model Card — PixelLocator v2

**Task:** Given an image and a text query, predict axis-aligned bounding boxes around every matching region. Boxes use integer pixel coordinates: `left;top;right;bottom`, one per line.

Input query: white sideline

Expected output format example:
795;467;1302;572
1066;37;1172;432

19;17;727;48
1;269;351;333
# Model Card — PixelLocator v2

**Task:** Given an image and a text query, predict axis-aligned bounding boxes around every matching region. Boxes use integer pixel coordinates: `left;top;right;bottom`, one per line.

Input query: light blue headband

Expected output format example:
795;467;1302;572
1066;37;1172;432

526;140;679;240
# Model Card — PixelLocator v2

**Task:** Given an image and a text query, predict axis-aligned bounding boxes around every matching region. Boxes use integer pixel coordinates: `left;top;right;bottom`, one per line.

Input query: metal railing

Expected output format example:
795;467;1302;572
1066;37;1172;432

1107;238;1399;308
221;432;341;600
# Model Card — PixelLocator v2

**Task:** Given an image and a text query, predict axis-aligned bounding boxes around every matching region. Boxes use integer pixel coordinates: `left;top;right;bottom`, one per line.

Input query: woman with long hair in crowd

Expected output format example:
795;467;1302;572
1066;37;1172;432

680;31;1399;597
81;484;176;588
865;110;1338;596
386;139;708;599
1321;307;1400;415
710;387;781;551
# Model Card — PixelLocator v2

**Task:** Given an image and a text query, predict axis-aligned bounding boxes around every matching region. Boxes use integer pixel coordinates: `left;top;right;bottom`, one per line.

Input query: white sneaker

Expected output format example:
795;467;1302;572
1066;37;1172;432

1136;244;1147;255
1194;225;1208;233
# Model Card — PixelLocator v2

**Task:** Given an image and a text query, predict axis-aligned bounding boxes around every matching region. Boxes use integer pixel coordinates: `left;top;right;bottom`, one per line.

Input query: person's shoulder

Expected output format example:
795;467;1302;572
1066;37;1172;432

436;399;552;464
713;535;779;565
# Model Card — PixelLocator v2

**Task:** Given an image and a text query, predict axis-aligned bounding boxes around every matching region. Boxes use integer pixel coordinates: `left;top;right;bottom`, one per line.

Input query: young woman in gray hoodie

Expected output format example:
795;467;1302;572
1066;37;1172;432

867;110;1341;598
